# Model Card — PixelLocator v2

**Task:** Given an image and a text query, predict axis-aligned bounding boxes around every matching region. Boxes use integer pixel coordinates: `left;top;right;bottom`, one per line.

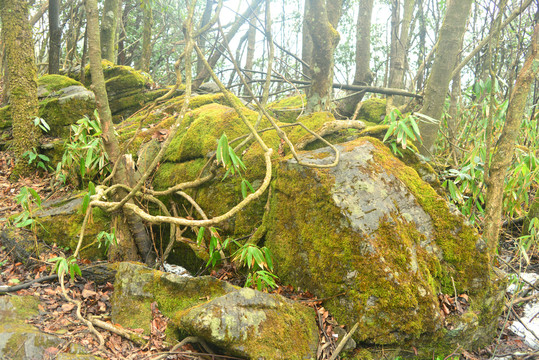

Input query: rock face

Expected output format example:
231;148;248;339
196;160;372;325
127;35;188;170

111;262;318;360
119;98;504;356
178;288;318;359
264;137;504;354
0;296;102;359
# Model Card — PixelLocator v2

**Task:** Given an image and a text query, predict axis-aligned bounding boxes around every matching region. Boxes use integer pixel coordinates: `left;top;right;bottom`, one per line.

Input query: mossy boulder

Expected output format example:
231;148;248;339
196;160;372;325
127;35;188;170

111;262;238;335
111;262;317;359
34;196;111;260
82;60;169;121
267;95;306;123
0;296;65;359
357;98;386;124
178;288;318;359
264;137;504;357
0;75;96;139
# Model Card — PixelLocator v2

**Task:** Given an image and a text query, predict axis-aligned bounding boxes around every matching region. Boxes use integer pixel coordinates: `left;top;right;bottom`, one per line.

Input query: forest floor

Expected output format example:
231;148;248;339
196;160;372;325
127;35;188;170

0;149;537;360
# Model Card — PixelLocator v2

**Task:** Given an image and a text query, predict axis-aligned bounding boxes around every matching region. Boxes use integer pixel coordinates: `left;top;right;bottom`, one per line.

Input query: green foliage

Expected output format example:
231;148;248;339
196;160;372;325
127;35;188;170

440;79;538;225
12;186;43;234
55;110;110;187
34;116;50;132
196;226;278;291
517;217;539;264
97;228;117;254
382;108;421;156
441;151;485;225
216;133;254;199
23;148;51;172
23;117;52;172
49;255;81;281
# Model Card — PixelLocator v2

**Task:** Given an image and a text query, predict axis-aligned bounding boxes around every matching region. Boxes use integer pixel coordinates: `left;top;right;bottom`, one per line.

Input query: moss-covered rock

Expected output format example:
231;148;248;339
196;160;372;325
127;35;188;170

267;95;306;123
264;137;504;357
0;75;96;139
178;288;318;359
34;196;110;260
357;98;386;124
37;74;83;97
111;262;237;335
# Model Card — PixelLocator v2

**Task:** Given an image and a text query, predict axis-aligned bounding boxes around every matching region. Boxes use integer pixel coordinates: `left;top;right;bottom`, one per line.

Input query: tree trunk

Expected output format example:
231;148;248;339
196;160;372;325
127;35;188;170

484;24;539;254
340;0;373;116
85;0;156;265
387;0;415;108
196;0;214;77
48;0;61;74
192;0;263;90
138;0;153;73
100;0;119;62
1;0;40;178
243;9;257;99
301;0;313;79
417;0;473;157
304;0;342;113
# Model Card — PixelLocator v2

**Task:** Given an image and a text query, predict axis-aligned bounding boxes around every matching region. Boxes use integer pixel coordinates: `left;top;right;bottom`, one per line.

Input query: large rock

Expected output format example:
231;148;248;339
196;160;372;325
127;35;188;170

265;137;504;356
111;262;318;359
0;74;96;139
178;287;318;360
111;262;237;334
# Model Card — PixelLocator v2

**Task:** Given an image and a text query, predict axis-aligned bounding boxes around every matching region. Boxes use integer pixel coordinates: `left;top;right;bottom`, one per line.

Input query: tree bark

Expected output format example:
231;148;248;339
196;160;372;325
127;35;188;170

304;0;342;113
340;0;374;116
1;0;40;178
301;0;313;79
417;0;473;157
48;0;60;74
138;0;153;72
85;0;155;265
387;0;415;108
196;0;213;77
483;24;539;254
100;0;119;62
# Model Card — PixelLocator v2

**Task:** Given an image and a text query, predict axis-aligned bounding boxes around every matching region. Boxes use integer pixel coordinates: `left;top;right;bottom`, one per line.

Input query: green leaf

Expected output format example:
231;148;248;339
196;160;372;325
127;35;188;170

241;180;247;199
196;227;205;244
81;194;90;214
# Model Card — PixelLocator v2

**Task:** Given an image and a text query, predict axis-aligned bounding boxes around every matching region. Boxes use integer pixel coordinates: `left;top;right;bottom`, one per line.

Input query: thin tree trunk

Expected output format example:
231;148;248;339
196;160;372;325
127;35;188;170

304;0;342;113
48;0;61;74
301;0;312;79
192;0;263;90
340;0;374;117
417;0;473;157
100;0;119;62
85;0;155;265
484;24;539;254
1;0;40;178
387;0;415;108
196;0;213;77
138;0;153;72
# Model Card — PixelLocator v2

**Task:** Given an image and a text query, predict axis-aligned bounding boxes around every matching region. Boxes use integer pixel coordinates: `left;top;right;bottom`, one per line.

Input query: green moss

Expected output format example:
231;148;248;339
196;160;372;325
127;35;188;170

38;75;82;95
111;263;236;335
9;296;39;319
357;98;386;124
38;96;95;137
267;95;306;123
37;207;110;260
262;136;496;354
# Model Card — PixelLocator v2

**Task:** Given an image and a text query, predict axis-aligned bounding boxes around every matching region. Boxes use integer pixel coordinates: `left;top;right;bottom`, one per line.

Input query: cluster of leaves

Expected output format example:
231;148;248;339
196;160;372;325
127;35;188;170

382;108;422;156
197;226;278;291
12;186;44;235
216;133;254;198
55;111;110;187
